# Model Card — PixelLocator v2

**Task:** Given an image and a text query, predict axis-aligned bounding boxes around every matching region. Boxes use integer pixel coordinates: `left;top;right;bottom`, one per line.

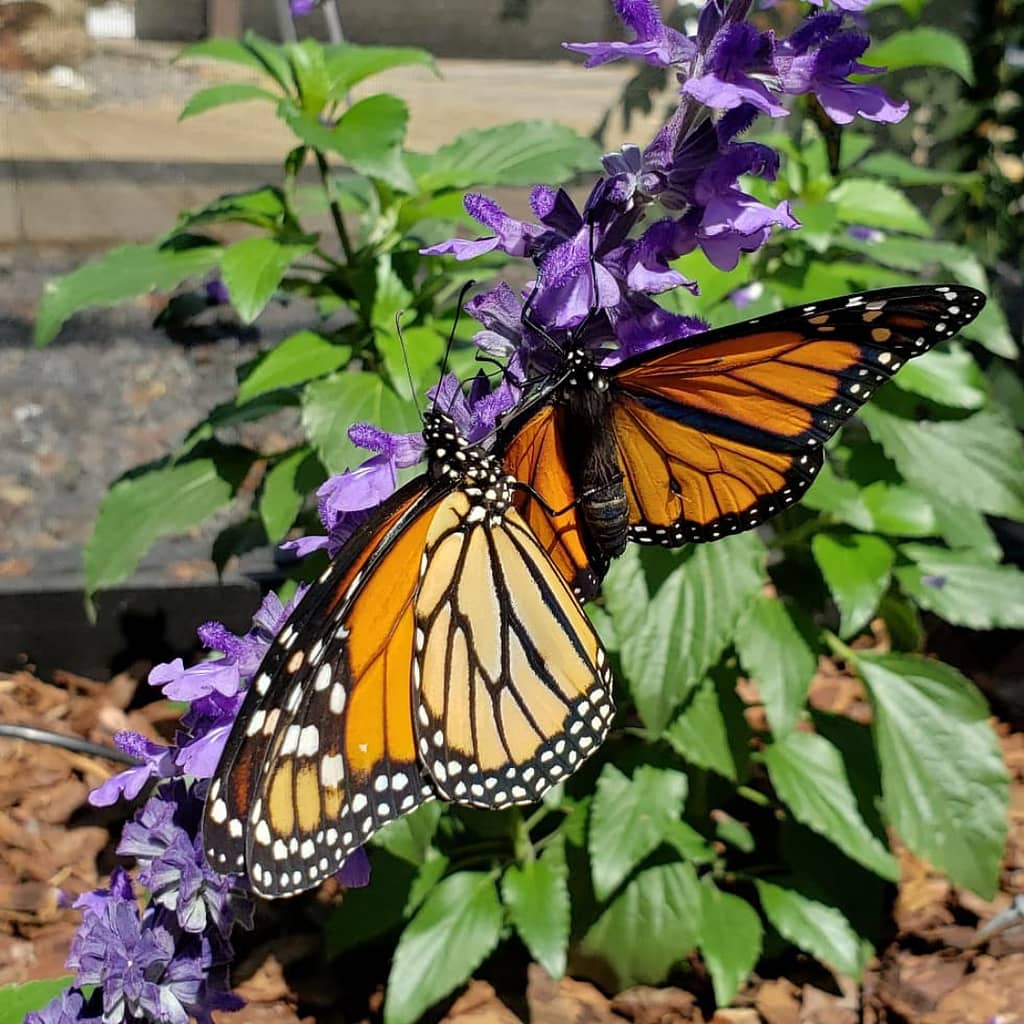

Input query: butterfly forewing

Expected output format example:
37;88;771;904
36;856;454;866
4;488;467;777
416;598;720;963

412;493;614;807
203;480;438;897
610;285;986;545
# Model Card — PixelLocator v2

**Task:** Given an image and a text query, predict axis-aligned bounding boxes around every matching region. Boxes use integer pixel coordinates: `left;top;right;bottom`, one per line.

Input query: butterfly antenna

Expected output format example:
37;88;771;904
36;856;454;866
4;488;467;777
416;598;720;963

438;279;477;414
393;310;424;419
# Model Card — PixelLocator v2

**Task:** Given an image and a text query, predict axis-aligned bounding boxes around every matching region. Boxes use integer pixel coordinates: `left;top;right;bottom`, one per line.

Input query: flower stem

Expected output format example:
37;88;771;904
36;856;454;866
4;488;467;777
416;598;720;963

315;149;354;263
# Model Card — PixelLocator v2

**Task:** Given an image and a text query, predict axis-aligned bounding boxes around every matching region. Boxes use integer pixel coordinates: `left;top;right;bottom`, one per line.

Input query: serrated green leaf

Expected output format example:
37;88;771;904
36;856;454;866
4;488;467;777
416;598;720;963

989;360;1024;429
85;446;253;596
589;765;688;900
502;840;570;978
372;802;444;865
755;880;868;977
665;675;747;781
580;863;703;988
302;371;420;475
802;461;874;531
220;237;313;323
867;27;974;84
410;121;600;191
259;447;322;542
812;532;895;638
699;884;763;1006
285;95;413;191
892;345;988;409
0;977;76;1024
238;332;351;402
323;42;435;96
855;652;1008;897
762;730;898;880
35;241;222;345
895;545;1024;630
179;83;278;120
606;534;765;733
861;405;1024;521
829;178;931;236
735;595;817;736
385;871;503;1024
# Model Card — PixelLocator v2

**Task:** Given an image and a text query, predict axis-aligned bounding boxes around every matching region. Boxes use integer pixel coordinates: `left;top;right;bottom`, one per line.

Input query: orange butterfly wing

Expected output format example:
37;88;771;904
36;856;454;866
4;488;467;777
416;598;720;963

609;286;986;544
203;479;438;897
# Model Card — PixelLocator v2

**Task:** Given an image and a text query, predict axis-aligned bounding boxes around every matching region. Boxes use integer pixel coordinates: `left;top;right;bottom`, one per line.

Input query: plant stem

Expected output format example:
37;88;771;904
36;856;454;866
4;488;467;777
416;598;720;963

823;630;857;665
315;149;354;263
736;785;772;808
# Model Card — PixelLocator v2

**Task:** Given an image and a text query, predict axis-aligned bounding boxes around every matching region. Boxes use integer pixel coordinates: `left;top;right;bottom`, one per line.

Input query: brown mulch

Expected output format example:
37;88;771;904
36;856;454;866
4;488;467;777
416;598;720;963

2;666;1023;1024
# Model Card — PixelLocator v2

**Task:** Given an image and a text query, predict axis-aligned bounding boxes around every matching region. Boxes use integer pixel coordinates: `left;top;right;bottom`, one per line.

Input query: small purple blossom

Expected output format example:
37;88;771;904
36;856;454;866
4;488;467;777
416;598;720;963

88;733;175;807
290;0;319;14
26;988;103;1024
203;274;230;307
563;0;694;67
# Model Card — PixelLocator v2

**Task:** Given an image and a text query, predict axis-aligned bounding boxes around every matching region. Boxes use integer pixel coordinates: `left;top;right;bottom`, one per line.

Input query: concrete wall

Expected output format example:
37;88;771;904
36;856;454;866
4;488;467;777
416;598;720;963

136;0;617;60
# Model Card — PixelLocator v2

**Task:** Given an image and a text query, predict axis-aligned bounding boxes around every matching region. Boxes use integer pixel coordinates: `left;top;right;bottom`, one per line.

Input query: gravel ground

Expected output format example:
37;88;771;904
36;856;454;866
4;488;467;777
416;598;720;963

0;249;313;559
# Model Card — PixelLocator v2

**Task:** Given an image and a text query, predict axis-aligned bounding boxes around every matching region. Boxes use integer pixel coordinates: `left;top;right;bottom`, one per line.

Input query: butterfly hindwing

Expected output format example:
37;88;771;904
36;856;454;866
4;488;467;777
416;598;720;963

609;285;986;545
412;492;614;806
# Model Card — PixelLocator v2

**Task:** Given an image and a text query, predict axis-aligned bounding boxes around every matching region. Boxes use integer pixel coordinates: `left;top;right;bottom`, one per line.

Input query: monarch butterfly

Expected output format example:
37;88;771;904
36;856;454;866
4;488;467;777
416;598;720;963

503;285;986;582
203;405;614;897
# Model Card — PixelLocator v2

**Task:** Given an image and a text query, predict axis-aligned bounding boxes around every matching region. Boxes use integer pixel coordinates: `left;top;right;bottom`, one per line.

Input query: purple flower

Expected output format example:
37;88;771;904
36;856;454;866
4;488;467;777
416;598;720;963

142;829;234;934
89;733;175;807
730;281;765;308
683;22;788;117
337;845;372;888
203;274;230;307
290;0;319;14
563;0;694;67
777;15;908;125
26;988;103;1024
422;193;543;262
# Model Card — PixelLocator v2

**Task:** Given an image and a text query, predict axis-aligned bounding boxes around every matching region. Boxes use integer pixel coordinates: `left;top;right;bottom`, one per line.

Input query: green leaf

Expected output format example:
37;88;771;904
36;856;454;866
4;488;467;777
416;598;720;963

411;121;601;191
856;655;1007;897
762;730;898;880
895;544;1024;630
589;765;688;900
735;595;817;735
0;977;76;1024
285;95;413;191
861;405;1024;521
855;652;1008;898
385;871;503;1024
179;82;278;120
238;331;351;402
288;38;331;113
325;849;416;958
175;187;293;232
579;863;703;988
606;534;765;733
699;884;763;1007
867;27;974;84
755;880;868;978
855;152;981;188
372;802;444;864
829;178;931;236
502;840;570;978
220;237;313;323
859;482;937;538
259;447;322;543
35;241;222;345
302;371;420;475
665;675;747;781
812;532;895;638
892;346;988;409
802;461;874;531
85;446;254;596
378;325;446;401
323;42;435;95
178;36;281;79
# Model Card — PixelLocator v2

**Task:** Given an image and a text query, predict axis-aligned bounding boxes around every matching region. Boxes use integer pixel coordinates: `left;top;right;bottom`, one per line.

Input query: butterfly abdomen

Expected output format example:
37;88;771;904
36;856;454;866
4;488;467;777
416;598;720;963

580;476;629;558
